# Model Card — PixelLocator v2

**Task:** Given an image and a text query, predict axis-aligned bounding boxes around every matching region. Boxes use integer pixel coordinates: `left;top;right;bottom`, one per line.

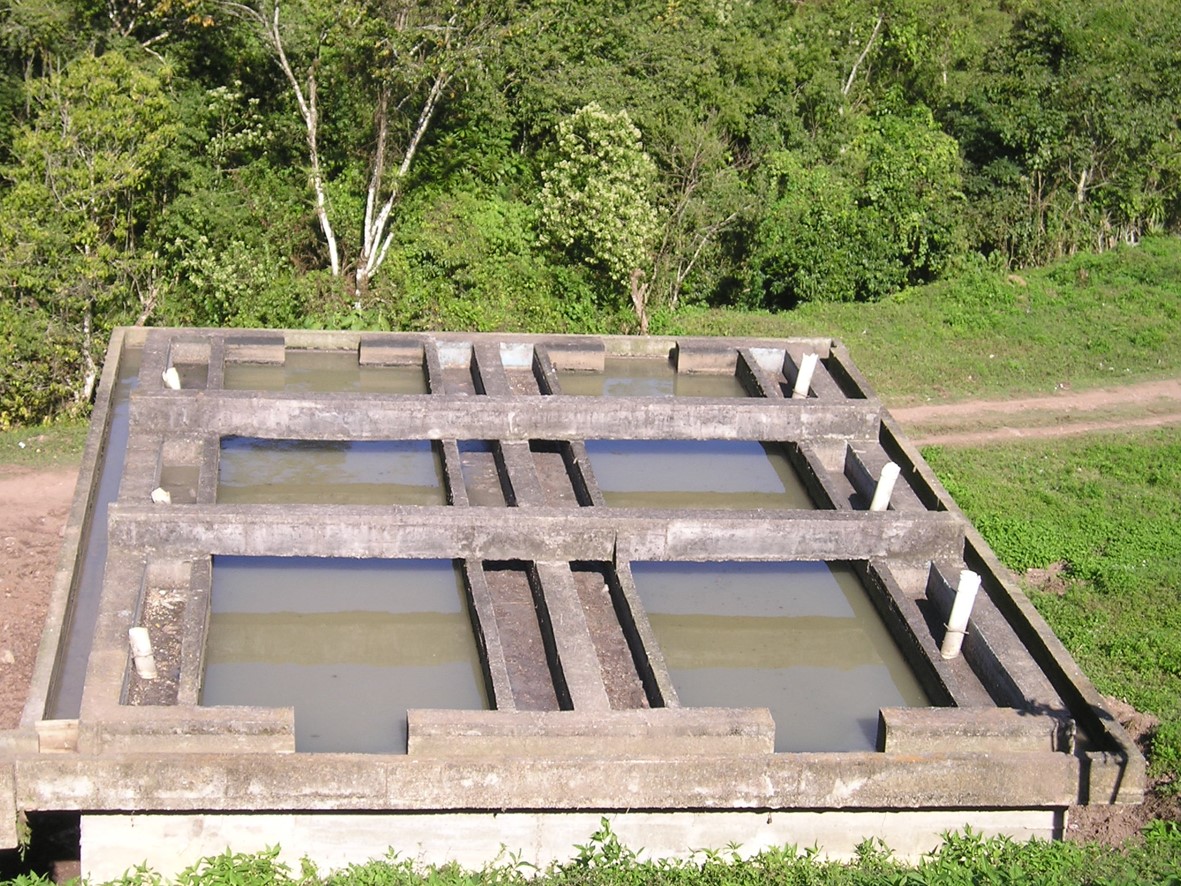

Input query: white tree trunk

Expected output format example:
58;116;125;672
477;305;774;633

355;65;451;302
254;1;341;276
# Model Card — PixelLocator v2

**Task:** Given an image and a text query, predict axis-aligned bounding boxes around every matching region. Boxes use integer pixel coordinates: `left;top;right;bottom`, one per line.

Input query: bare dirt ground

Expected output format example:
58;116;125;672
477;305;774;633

892;377;1181;446
1;377;1178;854
0;467;76;730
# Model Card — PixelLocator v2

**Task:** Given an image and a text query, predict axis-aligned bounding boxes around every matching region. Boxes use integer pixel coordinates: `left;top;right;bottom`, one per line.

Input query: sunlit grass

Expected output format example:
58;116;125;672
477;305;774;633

665;236;1181;406
0;419;88;471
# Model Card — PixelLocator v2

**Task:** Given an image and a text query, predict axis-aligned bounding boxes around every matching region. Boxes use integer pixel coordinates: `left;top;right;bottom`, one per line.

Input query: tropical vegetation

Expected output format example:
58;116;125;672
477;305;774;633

2;0;1180;425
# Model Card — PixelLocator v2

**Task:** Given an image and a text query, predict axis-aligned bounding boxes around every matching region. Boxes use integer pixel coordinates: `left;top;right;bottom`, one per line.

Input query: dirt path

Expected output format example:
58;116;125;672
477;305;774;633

890;377;1181;446
0;467;78;730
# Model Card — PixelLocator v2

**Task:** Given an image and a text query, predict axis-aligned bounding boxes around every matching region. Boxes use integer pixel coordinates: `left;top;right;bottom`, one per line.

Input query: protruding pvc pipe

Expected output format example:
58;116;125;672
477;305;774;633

128;626;158;679
150;487;172;504
940;570;981;659
869;462;901;512
791;353;819;399
161;367;181;390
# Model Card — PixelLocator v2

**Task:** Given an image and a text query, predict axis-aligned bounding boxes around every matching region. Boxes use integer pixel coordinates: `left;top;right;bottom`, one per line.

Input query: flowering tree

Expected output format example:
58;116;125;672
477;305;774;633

540;103;659;331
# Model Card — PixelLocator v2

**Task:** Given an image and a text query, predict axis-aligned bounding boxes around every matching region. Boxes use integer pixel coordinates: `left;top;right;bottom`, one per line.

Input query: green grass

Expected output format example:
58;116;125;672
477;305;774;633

0;419;88;471
664;236;1181;406
924;430;1181;786
8;821;1181;886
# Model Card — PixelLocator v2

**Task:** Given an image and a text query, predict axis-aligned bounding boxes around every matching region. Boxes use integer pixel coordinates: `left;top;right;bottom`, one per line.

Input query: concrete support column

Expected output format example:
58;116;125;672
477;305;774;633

533;561;612;712
471;342;512;396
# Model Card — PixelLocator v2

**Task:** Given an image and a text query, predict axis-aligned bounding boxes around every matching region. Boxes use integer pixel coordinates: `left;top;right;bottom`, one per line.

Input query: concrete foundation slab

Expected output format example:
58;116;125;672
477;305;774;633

81;809;1062;881
3;329;1144;873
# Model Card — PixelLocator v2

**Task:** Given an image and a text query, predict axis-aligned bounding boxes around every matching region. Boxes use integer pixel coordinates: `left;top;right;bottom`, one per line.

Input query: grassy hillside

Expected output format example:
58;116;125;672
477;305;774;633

668;237;1181;406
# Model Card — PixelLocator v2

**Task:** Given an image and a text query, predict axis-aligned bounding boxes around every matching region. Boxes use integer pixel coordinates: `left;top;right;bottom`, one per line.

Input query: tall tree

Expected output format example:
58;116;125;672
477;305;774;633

539;102;660;332
0;50;177;408
224;0;506;303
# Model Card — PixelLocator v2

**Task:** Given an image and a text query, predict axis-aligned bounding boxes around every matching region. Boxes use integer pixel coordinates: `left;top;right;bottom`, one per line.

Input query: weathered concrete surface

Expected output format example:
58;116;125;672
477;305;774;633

80;808;1061;880
106;507;967;564
532;562;612;712
2;327;1146;867
14;751;1081;812
0;764;15;848
407;708;774;757
127;392;885;445
879;708;1073;754
21;329;135;728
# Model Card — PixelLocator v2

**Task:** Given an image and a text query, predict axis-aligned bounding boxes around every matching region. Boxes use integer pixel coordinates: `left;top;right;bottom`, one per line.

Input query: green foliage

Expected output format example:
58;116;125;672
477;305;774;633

0;302;85;429
952;0;1181;265
540;103;660;294
745;153;873;306
165;234;308;328
746;99;964;309
174;846;298;886
371;189;610;334
0;49;177;422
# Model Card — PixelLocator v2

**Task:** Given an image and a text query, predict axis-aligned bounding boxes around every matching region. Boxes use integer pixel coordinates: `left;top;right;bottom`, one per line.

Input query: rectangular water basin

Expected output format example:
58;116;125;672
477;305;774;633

201;557;488;752
217;438;446;505
558;357;747;397
585;440;813;509
223;349;428;394
631;561;929;752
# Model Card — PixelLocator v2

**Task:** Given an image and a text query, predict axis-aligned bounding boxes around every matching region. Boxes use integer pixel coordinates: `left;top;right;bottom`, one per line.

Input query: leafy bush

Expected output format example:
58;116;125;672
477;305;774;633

373;189;611;334
0;303;86;429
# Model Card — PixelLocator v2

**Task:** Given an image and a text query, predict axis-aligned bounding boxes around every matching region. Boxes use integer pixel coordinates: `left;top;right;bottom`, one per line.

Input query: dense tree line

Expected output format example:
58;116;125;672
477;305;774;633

1;0;1179;425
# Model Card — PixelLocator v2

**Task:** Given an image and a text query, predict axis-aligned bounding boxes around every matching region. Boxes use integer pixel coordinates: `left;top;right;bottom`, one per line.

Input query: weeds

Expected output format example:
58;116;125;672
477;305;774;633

7;824;1179;886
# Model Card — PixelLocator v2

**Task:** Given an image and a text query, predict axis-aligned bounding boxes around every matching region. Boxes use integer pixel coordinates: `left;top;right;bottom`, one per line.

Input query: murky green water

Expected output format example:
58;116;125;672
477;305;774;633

631;561;928;752
217;438;446;505
201;557;487;753
585;440;814;509
558;357;747;397
223;350;427;394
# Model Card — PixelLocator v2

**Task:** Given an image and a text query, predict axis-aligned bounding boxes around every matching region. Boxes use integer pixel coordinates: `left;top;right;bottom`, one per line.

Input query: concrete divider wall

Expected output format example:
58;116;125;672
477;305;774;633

2;328;1146;873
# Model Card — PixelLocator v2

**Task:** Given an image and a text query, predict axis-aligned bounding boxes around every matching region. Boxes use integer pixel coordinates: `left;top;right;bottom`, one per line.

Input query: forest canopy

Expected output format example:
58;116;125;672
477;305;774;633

1;0;1179;425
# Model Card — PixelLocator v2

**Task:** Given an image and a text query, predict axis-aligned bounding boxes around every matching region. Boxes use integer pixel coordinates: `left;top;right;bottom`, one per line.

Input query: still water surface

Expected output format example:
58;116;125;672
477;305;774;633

585;439;814;509
558;357;747;397
217;438;446;505
632;561;928;752
201;557;487;753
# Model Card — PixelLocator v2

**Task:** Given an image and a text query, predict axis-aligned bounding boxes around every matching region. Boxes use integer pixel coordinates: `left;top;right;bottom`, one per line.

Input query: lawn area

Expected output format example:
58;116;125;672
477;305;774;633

0;420;88;471
667;236;1181;406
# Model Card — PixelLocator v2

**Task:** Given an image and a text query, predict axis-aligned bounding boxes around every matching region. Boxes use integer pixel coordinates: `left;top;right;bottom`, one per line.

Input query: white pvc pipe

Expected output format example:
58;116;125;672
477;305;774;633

150;487;172;505
940;570;982;660
791;353;819;399
869;462;901;511
128;626;158;679
161;367;181;390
